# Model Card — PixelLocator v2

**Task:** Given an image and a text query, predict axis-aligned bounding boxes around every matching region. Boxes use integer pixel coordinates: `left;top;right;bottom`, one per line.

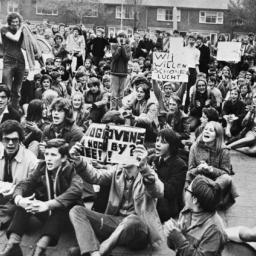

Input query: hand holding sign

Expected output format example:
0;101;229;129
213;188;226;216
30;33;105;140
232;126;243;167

134;145;148;170
69;142;83;159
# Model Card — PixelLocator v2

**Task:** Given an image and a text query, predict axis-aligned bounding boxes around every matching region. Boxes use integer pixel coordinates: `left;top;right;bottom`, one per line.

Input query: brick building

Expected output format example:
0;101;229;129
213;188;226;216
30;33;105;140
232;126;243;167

0;0;233;43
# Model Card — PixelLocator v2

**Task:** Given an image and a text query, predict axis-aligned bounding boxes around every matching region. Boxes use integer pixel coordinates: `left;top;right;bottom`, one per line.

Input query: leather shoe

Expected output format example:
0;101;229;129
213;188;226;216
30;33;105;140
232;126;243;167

29;246;46;256
0;243;22;256
68;246;80;256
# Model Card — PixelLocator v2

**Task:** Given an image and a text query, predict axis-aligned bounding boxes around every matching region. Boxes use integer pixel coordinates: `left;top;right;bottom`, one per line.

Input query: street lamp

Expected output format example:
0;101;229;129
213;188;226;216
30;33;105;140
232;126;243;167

121;0;124;30
172;0;178;31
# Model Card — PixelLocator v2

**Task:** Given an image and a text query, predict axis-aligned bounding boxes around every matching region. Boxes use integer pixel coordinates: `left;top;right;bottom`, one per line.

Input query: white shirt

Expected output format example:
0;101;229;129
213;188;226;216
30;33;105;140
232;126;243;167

184;46;200;68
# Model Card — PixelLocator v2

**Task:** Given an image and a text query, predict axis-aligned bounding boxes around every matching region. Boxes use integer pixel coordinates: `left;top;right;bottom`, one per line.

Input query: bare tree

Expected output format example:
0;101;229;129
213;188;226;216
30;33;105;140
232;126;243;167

37;0;100;24
228;0;256;32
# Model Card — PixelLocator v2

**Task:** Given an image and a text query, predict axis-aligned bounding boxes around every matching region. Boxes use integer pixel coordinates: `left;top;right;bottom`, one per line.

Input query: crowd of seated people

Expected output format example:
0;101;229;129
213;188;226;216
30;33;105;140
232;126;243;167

1;11;256;256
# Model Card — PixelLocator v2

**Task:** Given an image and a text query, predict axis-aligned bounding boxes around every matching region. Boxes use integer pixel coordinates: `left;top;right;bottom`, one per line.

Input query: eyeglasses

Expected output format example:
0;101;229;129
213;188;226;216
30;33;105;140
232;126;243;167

185;187;193;195
2;137;20;144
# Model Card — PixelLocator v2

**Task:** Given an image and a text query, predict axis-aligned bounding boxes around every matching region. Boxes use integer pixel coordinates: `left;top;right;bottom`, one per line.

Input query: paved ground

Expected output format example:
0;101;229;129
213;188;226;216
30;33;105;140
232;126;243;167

0;150;255;255
222;151;256;228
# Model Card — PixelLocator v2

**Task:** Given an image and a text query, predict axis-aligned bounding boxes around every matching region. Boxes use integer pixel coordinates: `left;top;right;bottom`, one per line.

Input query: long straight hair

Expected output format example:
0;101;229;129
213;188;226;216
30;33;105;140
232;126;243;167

198;121;225;155
71;92;85;112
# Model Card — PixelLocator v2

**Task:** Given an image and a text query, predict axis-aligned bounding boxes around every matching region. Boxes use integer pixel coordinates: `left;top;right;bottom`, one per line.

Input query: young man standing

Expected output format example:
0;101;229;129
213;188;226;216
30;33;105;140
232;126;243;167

196;35;210;76
89;29;109;66
0;13;25;111
110;31;131;110
68;142;164;256
184;34;200;113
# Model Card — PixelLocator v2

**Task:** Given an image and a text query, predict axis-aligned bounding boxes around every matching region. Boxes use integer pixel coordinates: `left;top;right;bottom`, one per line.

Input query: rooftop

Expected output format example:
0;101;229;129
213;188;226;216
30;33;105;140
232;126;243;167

101;0;230;10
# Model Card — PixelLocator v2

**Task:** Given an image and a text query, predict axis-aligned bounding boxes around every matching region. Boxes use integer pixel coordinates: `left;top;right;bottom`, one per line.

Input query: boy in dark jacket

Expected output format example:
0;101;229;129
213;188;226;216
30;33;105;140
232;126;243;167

84;77;108;123
0;139;83;256
110;31;131;110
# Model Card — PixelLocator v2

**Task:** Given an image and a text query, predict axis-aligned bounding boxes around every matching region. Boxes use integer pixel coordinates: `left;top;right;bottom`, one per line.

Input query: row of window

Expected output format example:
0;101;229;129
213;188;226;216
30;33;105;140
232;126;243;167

3;1;224;24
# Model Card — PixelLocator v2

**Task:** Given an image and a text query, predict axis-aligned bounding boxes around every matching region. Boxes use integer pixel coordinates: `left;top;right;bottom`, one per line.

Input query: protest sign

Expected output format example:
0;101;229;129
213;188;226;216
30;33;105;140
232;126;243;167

169;37;184;61
152;52;188;82
217;42;242;63
83;123;146;165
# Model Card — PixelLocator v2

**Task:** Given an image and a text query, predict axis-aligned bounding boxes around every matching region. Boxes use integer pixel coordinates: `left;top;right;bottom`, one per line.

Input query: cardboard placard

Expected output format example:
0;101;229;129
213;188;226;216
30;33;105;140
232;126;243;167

217;42;242;63
152;52;188;82
83;123;146;165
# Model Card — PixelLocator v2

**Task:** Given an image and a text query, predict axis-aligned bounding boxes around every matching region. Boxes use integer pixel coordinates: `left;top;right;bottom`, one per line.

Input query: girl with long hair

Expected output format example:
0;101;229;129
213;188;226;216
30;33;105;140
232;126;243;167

21;99;49;156
71;92;89;132
189;78;217;130
188;121;238;208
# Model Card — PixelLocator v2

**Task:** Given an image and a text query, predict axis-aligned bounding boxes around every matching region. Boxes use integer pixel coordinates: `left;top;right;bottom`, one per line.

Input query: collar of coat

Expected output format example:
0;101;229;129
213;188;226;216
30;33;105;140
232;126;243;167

179;207;216;232
0;143;25;163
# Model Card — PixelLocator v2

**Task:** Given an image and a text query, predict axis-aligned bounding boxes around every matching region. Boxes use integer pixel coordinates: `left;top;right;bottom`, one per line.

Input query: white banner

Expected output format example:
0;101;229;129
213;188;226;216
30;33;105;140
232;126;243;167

217;42;242;63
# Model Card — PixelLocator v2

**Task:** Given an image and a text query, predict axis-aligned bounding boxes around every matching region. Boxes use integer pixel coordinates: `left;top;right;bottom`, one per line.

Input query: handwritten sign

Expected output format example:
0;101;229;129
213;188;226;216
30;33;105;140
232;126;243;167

83;123;146;165
217;42;242;63
152;52;188;82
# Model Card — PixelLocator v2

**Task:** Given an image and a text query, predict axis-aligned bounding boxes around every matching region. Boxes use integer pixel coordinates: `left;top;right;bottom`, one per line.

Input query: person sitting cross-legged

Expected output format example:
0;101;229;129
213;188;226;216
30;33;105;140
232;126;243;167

0;120;38;239
164;175;227;256
0;139;83;256
68;142;164;256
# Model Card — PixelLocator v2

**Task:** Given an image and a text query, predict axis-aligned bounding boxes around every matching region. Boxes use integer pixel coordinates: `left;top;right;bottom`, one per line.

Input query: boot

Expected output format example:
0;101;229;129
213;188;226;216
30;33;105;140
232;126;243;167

0;243;23;256
68;246;80;256
29;246;46;256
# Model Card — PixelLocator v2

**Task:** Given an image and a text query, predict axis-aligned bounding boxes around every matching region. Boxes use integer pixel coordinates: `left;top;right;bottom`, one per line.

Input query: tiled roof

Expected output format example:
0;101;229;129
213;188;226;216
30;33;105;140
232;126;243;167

100;0;229;10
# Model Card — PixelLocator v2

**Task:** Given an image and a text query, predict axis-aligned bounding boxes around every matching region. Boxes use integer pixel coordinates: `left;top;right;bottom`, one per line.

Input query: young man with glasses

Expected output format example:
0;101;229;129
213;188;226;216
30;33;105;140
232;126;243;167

0;119;37;189
0;120;38;255
164;175;227;256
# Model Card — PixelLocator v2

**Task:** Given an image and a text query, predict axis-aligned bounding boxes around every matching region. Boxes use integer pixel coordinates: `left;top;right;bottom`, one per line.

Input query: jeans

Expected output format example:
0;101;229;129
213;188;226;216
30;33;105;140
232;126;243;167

69;206;149;255
2;58;25;111
111;75;127;110
184;68;197;113
7;207;70;246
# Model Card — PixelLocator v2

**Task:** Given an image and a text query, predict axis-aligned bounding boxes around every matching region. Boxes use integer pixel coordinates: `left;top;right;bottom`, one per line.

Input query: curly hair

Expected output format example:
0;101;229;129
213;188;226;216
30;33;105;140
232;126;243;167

0;120;24;143
7;12;23;26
